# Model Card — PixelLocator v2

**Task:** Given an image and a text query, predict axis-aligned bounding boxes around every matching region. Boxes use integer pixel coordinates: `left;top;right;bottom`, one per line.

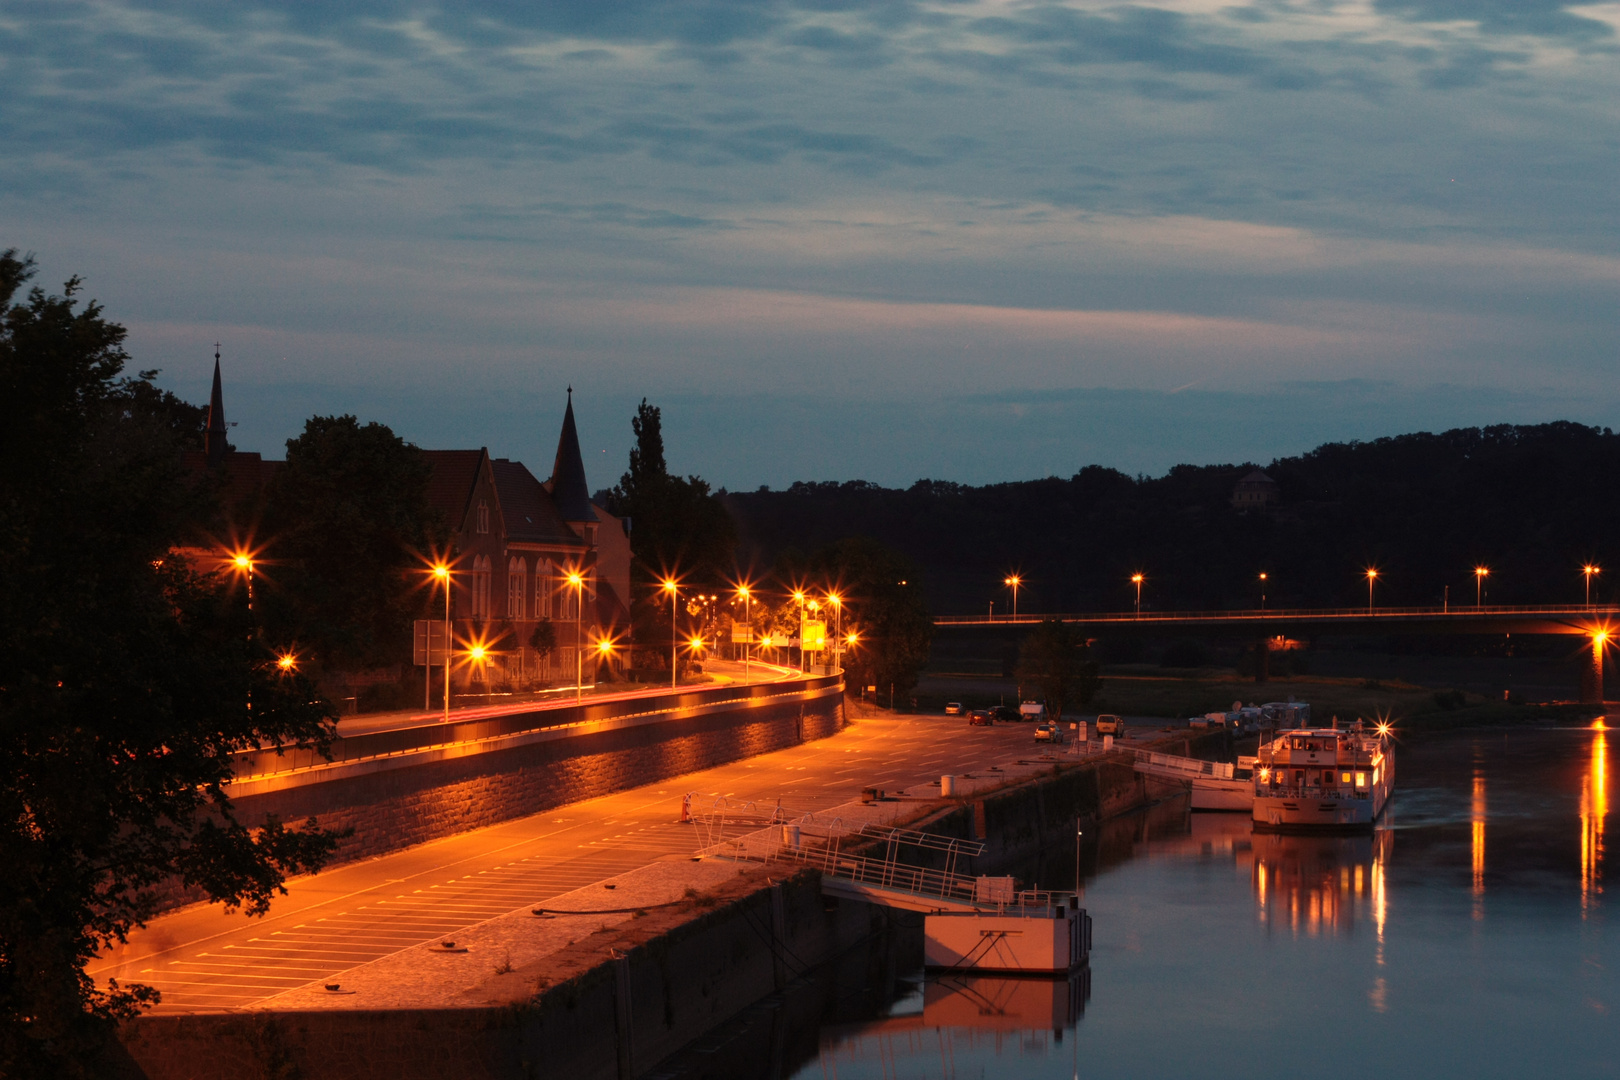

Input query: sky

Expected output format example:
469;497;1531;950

4;0;1617;490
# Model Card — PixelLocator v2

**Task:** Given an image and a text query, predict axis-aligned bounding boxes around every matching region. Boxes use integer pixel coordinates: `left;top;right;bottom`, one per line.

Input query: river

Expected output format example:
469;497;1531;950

757;724;1615;1079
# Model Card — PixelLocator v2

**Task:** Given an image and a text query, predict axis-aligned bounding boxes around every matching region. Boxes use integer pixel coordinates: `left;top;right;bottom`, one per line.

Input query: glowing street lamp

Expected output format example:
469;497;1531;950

1474;566;1490;607
1365;568;1379;613
1004;575;1022;622
828;592;843;675
1259;572;1268;610
431;562;453;719
1131;574;1144;618
662;578;680;690
737;584;753;680
1584;564;1601;608
793;590;807;673
275;651;298;673
567;570;586;703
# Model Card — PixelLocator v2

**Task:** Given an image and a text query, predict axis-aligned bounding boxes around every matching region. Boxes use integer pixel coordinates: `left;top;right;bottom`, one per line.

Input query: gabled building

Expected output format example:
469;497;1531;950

1231;469;1280;512
423;390;631;689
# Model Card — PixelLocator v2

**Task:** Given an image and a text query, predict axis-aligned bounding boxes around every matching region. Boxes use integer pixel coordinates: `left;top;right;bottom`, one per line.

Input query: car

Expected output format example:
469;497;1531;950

968;708;995;726
944;702;964;715
1094;713;1124;736
993;705;1021;724
1034;722;1064;744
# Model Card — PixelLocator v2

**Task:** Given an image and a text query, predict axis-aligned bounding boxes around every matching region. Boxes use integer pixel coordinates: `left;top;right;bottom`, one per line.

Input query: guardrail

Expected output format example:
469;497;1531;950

229;671;843;782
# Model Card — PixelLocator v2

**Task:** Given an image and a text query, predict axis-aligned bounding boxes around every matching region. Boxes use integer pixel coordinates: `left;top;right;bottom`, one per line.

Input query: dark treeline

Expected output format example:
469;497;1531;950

725;423;1620;615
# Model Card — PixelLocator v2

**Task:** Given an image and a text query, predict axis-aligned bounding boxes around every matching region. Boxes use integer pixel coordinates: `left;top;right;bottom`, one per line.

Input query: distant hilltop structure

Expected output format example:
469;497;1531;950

1231;469;1279;511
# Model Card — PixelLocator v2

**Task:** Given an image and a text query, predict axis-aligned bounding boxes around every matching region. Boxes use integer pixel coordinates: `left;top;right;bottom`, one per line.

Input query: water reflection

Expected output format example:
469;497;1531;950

1472;762;1487;920
1582;723;1608;915
1252;829;1392;939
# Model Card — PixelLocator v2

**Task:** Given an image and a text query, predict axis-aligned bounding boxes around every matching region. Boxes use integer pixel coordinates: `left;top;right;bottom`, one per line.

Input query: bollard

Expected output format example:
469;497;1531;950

941;774;957;796
679;793;691;823
1103;735;1113;751
781;824;801;849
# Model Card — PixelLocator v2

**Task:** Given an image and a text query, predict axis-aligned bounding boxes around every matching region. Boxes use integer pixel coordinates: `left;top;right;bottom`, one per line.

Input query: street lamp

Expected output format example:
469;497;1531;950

737;584;753;680
431;563;452;719
567;570;586;703
1584;564;1601;608
828;592;842;675
793;590;807;674
662;578;680;690
1259;572;1268;610
1131;573;1144;618
275;651;298;673
1365;568;1379;613
1004;575;1021;622
1474;565;1489;607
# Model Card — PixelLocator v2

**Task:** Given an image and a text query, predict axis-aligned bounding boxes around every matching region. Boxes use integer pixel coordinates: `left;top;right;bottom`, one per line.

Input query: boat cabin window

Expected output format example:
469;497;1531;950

1340;772;1352;784
1356;772;1367;788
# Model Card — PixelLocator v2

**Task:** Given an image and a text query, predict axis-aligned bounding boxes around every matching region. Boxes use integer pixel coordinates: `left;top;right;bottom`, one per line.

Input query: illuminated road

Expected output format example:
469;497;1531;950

334;658;804;737
91;709;1152;1013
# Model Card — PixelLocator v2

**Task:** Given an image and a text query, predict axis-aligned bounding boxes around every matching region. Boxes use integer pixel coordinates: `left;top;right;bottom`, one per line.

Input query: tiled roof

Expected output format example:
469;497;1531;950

549;394;595;522
492;458;582;545
420;449;486;531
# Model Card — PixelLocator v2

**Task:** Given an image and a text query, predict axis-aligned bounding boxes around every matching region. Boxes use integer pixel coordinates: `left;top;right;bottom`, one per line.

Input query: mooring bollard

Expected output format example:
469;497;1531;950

941;774;957;796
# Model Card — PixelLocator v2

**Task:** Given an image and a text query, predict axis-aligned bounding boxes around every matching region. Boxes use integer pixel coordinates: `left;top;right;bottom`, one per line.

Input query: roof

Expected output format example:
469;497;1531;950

420;449;486;531
1237;469;1277;485
180;449;277;507
549;392;595;522
491;458;583;545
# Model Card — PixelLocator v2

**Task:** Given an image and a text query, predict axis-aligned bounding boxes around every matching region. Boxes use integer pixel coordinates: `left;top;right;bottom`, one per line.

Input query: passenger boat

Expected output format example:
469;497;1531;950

1131;750;1257;811
1252;721;1393;832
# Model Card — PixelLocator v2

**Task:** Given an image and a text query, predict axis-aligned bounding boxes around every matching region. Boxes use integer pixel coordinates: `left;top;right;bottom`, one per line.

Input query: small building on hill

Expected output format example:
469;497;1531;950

1231;469;1280;511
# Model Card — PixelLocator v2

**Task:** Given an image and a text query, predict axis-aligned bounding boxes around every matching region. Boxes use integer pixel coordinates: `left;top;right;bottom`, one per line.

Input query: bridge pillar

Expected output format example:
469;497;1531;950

1254;639;1270;684
1580;632;1607;704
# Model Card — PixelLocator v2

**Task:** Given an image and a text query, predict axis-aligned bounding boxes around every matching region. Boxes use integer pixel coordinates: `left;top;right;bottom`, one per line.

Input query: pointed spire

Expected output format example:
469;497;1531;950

205;344;227;466
550;388;594;522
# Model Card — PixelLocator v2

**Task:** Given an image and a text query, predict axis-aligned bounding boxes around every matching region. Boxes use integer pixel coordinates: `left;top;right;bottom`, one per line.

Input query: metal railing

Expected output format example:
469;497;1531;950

229;671;842;782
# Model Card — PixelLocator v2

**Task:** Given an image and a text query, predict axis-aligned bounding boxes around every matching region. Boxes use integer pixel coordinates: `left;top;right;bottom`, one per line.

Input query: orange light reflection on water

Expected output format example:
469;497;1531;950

1471;766;1487;920
1582;722;1609;916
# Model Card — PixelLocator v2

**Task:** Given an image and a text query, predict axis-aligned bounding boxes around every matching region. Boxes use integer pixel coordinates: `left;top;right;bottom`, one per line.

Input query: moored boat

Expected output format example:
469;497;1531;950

1253;721;1393;832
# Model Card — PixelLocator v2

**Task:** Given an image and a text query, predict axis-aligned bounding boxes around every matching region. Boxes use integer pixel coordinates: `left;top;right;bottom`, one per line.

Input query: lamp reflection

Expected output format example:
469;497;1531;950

1581;722;1609;917
1472;765;1487;920
1252;830;1391;939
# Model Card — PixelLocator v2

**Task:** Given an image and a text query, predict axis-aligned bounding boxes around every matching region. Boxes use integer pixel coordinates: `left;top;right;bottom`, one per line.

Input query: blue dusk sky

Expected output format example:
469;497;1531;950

4;0;1617;490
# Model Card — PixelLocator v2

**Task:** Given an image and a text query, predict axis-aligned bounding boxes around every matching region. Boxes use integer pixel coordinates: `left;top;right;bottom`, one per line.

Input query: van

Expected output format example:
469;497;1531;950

1018;701;1046;722
1094;714;1124;736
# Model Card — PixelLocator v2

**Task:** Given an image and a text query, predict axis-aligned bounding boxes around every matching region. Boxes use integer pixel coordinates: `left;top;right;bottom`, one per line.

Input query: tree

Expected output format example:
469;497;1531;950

528;620;558;661
798;537;933;704
261;415;447;674
1016;619;1101;720
607;400;737;652
0;250;342;1076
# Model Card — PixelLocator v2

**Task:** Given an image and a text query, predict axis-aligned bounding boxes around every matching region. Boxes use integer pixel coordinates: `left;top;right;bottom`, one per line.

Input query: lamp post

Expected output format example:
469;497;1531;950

1259;572;1268;610
793;590;807;674
1584;564;1600;608
662;579;679;690
229;550;257;716
738;585;752;680
432;563;452;720
1366;568;1379;613
1131;573;1144;618
1004;575;1021;622
1474;566;1489;607
828;593;842;675
567;570;585;703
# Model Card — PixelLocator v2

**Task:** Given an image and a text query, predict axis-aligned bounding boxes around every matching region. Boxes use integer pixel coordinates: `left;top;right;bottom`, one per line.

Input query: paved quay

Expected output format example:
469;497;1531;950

92;709;1159;1014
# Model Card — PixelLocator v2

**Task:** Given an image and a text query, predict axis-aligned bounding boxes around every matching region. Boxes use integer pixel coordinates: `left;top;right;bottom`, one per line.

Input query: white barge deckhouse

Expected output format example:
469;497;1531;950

1253;722;1393;832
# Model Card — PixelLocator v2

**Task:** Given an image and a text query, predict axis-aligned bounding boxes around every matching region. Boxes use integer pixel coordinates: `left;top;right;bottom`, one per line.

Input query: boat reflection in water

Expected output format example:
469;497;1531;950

817;972;1090;1076
1252;828;1391;938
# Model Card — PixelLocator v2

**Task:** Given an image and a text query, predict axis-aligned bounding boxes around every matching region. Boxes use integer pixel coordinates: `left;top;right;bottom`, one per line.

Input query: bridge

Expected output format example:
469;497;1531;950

935;604;1619;701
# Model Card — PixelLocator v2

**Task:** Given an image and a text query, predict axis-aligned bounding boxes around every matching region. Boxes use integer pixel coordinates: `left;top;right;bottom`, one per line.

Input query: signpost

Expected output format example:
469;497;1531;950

413;619;449;710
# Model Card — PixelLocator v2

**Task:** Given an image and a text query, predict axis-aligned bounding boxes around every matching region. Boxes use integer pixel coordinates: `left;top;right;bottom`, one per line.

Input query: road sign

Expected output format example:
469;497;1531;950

803;620;827;652
413;620;448;665
730;624;754;643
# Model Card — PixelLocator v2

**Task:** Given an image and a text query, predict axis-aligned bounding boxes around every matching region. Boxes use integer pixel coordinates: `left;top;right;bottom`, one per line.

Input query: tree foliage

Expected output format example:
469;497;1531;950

1016;619;1101;719
608;400;737;650
791;537;933;703
261;415;446;673
0;250;342;1076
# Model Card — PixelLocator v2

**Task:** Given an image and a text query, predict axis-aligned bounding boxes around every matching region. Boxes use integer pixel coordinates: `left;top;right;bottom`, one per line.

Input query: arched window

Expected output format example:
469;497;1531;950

536;559;553;619
472;555;492;619
507;557;526;619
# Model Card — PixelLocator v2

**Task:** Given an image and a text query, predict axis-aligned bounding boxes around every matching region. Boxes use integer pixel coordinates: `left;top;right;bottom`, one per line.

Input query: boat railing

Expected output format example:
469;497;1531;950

1258;786;1369;801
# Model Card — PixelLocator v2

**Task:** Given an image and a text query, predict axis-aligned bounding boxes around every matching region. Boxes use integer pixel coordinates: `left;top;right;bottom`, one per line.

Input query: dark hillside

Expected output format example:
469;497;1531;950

723;423;1620;615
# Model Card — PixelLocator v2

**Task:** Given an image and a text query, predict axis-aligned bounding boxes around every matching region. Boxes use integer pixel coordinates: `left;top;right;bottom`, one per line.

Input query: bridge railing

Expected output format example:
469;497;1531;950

936;603;1620;625
228;671;843;782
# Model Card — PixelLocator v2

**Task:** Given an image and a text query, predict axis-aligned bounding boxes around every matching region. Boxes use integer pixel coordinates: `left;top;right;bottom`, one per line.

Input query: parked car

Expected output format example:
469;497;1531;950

993;705;1021;724
1034;722;1064;743
1094;713;1124;736
1018;701;1046;722
968;708;995;726
944;702;964;715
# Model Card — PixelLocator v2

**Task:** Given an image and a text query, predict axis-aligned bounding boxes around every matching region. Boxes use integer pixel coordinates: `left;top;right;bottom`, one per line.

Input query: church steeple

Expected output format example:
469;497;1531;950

205;345;227;467
550;386;595;523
